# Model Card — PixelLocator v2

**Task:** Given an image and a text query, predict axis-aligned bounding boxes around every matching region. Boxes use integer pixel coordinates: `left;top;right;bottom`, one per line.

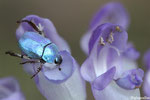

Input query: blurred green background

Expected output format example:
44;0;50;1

0;0;150;100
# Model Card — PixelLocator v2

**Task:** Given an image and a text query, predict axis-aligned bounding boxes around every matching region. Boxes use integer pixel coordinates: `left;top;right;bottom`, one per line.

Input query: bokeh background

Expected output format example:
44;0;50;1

0;0;150;100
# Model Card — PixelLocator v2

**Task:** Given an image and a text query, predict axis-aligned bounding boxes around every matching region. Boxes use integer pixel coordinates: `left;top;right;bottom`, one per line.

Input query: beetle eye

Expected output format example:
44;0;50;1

54;56;62;65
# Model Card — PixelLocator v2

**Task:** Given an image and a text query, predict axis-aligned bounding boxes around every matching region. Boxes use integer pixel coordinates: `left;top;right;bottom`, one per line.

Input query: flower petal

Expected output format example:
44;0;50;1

80;31;92;54
42;50;75;83
16;15;70;52
122;43;140;60
89;23;128;53
115;68;144;90
143;49;150;96
92;67;116;91
35;61;86;100
108;49;139;80
80;55;96;82
81;42;119;82
143;49;150;69
94;45;119;77
92;81;140;100
90;2;130;30
143;71;150;97
0;77;25;100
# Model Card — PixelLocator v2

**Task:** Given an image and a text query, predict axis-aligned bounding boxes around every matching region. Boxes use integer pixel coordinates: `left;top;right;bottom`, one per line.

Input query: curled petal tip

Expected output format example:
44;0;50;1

42;50;75;83
92;67;116;91
115;68;144;90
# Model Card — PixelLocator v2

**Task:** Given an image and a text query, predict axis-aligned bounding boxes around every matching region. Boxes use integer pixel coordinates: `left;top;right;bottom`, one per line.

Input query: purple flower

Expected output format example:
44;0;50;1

143;50;150;97
80;2;130;54
0;77;25;100
16;15;86;100
80;23;144;100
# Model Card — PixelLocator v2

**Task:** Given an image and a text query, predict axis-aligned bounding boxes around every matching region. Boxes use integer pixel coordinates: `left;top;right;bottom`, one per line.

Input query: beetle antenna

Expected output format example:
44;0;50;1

31;64;43;79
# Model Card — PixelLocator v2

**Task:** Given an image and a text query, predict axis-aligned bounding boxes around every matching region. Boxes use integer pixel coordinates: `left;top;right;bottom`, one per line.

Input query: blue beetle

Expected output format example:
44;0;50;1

6;20;62;78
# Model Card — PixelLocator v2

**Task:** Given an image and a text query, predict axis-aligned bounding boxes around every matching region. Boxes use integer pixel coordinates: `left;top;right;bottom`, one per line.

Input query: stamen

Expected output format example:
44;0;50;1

37;23;45;37
107;32;114;44
135;85;141;89
99;37;105;46
116;26;121;32
38;23;44;32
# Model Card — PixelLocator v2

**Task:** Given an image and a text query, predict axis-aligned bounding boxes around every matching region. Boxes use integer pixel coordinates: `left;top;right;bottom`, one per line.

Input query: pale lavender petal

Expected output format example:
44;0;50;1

80;38;119;81
106;44;139;80
16;15;70;52
80;56;96;82
143;49;150;96
90;2;130;30
80;31;92;54
115;68;144;90
81;42;119;82
94;45;119;77
42;51;75;83
92;81;140;100
21;60;35;75
122;43;140;60
110;55;139;80
36;60;86;100
80;41;98;82
143;71;150;97
92;67;116;91
143;49;150;69
0;77;25;100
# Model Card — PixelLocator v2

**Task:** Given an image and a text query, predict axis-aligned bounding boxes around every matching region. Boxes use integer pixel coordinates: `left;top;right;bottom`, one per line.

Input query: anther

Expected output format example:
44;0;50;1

135;85;141;89
99;37;105;46
116;26;121;32
107;32;114;44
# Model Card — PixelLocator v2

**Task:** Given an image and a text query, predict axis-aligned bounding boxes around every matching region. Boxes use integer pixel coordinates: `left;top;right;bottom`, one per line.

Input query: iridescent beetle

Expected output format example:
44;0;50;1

5;20;62;78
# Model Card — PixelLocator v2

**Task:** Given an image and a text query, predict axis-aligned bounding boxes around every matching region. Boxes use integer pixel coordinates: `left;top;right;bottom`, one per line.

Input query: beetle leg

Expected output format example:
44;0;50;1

5;51;31;60
31;63;43;79
58;67;61;71
20;60;40;65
